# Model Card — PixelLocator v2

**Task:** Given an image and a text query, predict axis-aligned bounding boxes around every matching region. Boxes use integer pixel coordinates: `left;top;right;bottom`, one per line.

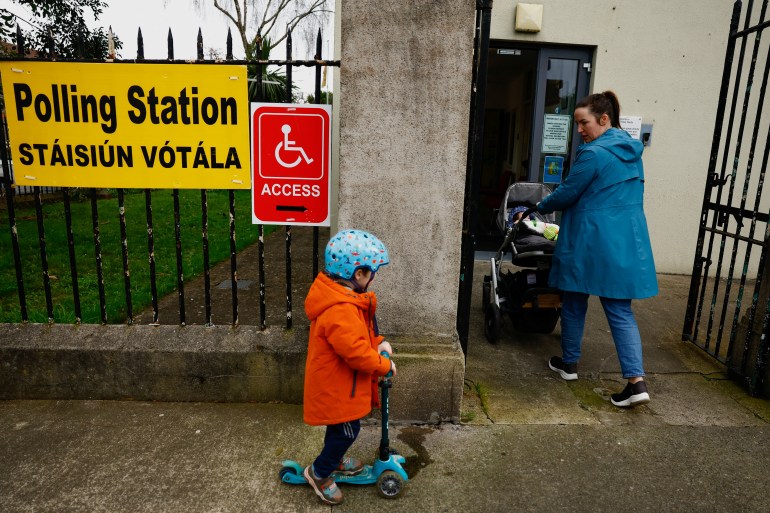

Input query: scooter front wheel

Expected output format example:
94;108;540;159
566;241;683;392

376;470;405;499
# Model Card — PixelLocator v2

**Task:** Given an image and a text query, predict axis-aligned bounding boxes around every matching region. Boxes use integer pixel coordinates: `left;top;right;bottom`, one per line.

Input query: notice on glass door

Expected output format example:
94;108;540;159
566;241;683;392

543;155;564;184
542;114;571;154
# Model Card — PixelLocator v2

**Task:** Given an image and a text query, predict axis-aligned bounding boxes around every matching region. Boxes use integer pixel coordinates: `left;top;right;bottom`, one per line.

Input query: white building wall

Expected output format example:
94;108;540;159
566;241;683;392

491;1;734;274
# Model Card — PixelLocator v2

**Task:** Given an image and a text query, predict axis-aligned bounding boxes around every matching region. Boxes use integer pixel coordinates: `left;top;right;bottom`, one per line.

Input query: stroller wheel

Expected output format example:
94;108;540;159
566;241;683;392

482;280;491;311
512;309;561;334
484;303;502;344
539;310;561;334
538;310;561;334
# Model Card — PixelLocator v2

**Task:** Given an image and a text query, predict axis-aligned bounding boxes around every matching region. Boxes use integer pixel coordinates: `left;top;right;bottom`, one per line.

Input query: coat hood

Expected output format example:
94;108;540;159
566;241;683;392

588;128;643;163
305;272;376;321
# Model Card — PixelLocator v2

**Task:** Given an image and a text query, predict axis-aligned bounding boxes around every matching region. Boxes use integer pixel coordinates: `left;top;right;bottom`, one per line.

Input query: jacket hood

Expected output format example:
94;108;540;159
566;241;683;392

305;272;375;321
589;128;643;163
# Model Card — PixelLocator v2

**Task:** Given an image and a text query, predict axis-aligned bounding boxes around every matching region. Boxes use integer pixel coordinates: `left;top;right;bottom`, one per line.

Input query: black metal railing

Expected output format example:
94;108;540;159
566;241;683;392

684;0;770;396
457;0;493;357
0;25;338;329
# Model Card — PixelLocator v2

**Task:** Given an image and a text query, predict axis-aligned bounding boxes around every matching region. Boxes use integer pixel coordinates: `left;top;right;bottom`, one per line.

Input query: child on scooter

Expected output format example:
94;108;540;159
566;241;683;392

302;229;397;506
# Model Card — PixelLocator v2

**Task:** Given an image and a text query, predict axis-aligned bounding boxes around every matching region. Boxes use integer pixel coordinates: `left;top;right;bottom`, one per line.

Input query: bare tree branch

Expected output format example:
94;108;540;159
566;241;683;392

191;0;330;59
262;0;292;29
211;0;251;58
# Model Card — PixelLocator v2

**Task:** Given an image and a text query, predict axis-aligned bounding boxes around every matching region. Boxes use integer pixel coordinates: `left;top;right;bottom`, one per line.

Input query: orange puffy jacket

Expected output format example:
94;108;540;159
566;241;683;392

303;272;392;426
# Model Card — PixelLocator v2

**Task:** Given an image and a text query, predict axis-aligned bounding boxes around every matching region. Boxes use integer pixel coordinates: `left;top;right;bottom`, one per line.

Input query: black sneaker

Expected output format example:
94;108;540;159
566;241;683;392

610;380;650;408
548;356;578;381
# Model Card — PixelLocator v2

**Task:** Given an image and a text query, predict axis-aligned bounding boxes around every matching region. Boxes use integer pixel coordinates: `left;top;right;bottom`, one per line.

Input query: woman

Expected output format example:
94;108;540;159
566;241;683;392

537;91;657;408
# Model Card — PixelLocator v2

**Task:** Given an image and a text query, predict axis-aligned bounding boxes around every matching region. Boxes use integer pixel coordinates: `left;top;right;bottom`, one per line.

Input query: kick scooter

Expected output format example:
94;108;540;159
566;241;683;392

279;352;408;498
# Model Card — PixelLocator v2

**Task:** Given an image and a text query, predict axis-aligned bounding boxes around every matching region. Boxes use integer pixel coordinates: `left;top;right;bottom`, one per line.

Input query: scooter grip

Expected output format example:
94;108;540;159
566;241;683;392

381;351;393;378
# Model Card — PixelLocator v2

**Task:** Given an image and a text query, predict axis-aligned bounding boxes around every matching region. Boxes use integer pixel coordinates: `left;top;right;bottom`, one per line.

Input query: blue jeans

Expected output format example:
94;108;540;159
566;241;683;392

312;420;361;479
560;291;645;379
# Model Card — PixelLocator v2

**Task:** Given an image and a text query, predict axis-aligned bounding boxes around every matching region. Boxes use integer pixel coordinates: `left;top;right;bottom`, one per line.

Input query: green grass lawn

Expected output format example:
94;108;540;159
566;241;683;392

0;188;271;324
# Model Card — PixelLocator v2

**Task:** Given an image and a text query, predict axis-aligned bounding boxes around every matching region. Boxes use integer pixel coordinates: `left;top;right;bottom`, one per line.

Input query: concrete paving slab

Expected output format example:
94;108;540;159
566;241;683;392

644;373;768;426
483;376;600;425
0;401;325;513
3;400;770;513
471;263;725;377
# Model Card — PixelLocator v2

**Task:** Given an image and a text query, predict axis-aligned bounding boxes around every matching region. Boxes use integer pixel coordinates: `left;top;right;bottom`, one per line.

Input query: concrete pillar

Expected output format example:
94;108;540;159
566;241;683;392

335;0;475;421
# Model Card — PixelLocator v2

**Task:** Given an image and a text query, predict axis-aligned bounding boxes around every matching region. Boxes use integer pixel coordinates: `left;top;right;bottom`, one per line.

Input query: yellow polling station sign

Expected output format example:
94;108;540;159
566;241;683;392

0;61;250;189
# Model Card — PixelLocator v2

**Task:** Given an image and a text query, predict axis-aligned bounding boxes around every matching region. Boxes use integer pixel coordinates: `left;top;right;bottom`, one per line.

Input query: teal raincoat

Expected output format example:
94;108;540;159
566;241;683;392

537;128;658;299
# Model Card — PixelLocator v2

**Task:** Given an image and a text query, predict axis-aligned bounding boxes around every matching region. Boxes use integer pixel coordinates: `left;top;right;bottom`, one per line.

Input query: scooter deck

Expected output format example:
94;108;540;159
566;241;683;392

280;455;408;486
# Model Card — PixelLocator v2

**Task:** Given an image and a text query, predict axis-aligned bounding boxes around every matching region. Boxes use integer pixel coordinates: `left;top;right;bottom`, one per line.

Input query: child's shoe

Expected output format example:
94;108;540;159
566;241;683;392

303;465;343;505
333;456;364;476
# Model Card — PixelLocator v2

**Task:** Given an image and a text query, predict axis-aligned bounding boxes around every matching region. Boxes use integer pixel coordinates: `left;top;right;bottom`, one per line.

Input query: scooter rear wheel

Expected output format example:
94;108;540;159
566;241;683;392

279;466;298;482
376;470;405;499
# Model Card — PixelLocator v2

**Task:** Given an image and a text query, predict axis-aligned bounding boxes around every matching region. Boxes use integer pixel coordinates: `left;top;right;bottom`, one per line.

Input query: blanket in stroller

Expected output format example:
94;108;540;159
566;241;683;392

505;205;559;256
505;206;559;241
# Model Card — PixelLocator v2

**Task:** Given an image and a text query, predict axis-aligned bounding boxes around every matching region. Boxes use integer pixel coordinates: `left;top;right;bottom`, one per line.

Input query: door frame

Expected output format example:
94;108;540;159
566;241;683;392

458;37;595;357
456;0;493;357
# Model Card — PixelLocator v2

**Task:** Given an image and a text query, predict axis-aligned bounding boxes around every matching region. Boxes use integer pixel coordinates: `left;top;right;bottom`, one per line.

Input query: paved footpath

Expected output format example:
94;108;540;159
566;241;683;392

3;271;770;512
1;398;769;513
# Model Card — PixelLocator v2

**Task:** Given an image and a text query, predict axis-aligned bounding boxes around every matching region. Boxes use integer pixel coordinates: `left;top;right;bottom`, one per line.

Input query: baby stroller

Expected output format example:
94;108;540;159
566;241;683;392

481;182;562;343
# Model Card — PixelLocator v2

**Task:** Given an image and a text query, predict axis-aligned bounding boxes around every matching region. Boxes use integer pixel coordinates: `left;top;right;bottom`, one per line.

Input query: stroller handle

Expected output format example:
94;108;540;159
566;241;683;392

520;206;539;219
495;206;537;262
501;205;540;248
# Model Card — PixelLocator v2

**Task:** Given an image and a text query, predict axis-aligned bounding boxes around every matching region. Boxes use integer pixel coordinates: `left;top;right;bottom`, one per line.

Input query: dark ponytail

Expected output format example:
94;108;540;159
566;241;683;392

576;90;621;128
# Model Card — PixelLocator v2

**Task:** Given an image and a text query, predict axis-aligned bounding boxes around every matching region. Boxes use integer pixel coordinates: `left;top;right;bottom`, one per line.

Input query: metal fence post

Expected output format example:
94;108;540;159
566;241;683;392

457;0;493;357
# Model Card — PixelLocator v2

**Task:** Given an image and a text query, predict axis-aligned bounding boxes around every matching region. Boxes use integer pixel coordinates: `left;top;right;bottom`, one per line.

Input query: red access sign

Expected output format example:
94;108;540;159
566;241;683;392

251;103;331;225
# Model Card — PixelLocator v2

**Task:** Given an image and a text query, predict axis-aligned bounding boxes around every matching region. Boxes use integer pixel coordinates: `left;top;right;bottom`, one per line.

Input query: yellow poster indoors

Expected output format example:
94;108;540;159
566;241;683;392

0;61;250;189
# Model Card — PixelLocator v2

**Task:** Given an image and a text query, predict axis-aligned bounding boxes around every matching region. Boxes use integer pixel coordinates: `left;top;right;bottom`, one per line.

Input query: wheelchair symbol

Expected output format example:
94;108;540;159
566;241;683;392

275;124;313;168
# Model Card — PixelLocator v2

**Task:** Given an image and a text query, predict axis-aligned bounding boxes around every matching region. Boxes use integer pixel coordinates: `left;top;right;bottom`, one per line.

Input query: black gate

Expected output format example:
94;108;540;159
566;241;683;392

457;0;493;357
683;0;770;396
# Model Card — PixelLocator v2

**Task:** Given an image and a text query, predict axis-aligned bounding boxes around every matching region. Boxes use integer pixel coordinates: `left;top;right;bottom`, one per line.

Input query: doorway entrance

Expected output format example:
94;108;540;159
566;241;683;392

475;43;593;251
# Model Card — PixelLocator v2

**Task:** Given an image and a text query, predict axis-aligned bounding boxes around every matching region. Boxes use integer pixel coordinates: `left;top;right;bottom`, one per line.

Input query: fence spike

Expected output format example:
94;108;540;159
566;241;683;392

226;27;233;60
315;28;322;104
286;28;293;103
107;26;115;60
255;30;263;101
312;28;323;272
47;28;55;59
197;27;204;61
167;28;174;60
75;31;84;59
15;25;24;57
137;28;144;60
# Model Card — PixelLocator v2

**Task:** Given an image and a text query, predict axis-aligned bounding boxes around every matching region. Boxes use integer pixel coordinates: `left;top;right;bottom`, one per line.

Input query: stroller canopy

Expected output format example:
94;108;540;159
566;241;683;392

496;182;555;233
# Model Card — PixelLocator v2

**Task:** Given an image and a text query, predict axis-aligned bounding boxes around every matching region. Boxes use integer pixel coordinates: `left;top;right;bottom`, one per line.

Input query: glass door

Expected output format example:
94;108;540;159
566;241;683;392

472;43;593;251
528;47;593;183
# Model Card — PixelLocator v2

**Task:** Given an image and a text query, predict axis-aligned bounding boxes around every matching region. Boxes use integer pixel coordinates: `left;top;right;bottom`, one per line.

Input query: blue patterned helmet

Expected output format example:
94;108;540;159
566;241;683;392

324;229;390;280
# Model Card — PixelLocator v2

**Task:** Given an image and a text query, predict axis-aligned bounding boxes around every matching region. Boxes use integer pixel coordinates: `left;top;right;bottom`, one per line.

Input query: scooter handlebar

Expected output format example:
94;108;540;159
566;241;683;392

381;351;393;379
